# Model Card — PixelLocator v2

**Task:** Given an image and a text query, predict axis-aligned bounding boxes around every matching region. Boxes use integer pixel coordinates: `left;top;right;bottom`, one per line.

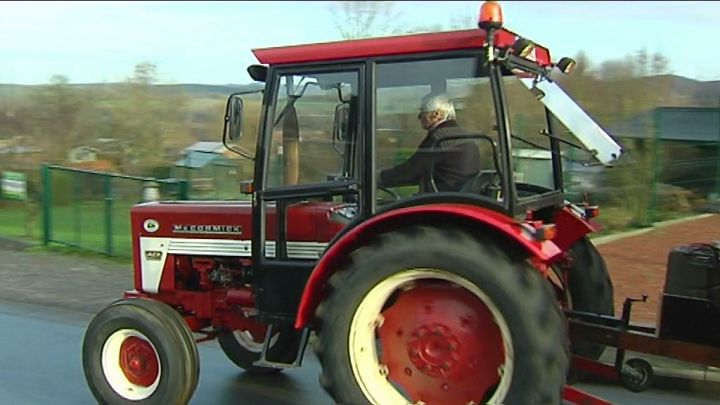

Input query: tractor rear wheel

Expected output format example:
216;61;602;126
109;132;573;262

82;298;199;404
565;237;614;380
314;225;568;405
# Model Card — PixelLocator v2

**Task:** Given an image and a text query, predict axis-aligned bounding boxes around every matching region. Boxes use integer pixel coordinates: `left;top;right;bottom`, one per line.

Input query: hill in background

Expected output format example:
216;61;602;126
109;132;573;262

1;74;717;106
0;82;263;98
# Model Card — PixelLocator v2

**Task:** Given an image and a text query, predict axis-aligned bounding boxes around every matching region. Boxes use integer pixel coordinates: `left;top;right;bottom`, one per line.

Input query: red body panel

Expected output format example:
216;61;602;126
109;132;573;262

130;200;345;293
124;288;260;333
127;200;347;335
253;28;551;67
130;200;345;241
552;205;600;251
294;203;562;328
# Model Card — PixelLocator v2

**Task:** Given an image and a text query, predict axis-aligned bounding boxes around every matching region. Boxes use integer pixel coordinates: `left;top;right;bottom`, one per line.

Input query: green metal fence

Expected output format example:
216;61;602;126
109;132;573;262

40;164;188;257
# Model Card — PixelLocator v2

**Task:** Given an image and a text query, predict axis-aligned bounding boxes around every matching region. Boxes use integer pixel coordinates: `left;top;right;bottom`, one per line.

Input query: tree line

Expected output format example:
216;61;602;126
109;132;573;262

0;63;223;177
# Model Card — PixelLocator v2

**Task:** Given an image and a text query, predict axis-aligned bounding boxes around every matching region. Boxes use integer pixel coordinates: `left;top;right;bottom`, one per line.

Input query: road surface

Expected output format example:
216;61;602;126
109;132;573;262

0;299;717;405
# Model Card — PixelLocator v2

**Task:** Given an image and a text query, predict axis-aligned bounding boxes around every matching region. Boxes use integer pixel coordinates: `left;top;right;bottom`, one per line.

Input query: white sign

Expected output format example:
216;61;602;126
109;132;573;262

1;171;27;200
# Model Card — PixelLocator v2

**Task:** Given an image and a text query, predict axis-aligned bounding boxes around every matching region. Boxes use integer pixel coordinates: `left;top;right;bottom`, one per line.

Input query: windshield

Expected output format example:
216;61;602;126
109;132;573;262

375;57;502;201
374;56;570;203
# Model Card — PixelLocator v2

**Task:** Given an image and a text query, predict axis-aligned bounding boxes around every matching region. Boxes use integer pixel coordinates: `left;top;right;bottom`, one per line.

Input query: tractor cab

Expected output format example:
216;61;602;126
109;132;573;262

224;13;622;232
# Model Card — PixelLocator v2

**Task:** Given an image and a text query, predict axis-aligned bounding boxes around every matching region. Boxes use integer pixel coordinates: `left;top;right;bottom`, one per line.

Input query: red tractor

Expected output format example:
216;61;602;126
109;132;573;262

82;2;622;404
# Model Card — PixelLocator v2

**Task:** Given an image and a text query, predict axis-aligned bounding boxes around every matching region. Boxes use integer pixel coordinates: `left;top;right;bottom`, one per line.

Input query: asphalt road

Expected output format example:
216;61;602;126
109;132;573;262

0;299;718;405
0;299;332;405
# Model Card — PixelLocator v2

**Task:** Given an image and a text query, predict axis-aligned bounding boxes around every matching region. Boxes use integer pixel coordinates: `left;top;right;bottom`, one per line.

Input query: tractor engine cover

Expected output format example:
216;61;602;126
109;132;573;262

658;243;720;346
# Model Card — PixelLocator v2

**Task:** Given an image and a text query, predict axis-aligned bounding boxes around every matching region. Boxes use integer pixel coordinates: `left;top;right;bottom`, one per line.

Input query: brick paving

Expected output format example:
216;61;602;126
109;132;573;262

596;214;720;324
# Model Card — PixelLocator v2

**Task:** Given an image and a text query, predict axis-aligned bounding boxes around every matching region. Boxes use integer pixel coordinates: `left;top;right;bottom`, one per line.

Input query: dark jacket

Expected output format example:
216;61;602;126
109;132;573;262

378;120;481;192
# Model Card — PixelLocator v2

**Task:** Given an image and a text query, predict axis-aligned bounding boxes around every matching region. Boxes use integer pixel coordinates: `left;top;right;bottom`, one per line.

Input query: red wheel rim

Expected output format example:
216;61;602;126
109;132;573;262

377;282;505;404
119;336;160;387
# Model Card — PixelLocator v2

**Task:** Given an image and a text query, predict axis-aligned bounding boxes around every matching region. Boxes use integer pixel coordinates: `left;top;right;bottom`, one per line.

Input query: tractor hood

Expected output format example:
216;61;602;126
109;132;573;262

520;77;623;165
130;200;346;243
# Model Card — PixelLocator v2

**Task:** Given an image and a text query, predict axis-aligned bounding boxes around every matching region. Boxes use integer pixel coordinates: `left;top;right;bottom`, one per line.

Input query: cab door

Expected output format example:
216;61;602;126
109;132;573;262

252;65;365;322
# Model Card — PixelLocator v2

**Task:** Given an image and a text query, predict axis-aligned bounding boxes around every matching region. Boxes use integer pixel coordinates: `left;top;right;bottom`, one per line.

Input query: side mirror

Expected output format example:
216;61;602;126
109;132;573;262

247;65;268;82
333;103;350;142
221;87;263;161
225;95;244;141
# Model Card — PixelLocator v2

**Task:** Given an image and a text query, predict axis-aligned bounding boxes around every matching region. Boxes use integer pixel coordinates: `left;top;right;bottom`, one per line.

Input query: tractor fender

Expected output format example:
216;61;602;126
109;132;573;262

552;204;601;252
295;203;562;329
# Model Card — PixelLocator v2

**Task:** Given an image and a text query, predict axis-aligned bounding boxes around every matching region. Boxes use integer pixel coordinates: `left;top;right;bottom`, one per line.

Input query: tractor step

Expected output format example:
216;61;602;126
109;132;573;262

252;325;310;369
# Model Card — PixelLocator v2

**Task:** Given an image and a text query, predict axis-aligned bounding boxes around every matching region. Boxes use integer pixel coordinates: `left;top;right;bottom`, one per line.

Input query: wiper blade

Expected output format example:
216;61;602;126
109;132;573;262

538;129;592;153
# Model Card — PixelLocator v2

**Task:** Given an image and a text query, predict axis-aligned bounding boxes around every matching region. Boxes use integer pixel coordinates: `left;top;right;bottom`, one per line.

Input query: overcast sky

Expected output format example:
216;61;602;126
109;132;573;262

1;1;719;85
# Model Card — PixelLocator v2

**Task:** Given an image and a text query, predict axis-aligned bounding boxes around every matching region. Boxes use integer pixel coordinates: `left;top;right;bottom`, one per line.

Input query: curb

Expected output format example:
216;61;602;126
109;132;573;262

591;213;715;246
0;236;37;251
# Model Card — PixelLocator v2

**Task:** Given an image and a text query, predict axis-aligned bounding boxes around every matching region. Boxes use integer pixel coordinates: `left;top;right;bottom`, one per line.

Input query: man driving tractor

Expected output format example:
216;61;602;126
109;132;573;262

378;93;481;193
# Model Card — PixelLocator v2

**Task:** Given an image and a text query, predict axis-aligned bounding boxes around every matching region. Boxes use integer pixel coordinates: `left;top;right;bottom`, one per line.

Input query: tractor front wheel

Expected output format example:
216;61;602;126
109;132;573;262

82;298;199;404
314;226;568;405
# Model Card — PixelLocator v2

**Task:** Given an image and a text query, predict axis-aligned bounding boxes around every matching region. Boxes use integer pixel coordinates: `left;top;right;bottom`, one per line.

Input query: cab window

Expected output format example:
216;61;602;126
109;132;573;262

267;71;359;189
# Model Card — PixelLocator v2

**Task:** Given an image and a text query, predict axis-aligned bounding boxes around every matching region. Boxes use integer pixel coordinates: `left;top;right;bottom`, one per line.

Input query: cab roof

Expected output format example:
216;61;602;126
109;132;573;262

253;28;551;67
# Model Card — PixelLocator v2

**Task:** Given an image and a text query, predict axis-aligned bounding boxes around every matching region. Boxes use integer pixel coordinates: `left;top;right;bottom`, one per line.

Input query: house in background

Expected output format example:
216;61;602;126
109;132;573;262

173;141;240;199
66;145;118;172
563;106;720;212
173;142;237;172
68;146;99;163
611;107;720;144
610;106;720;196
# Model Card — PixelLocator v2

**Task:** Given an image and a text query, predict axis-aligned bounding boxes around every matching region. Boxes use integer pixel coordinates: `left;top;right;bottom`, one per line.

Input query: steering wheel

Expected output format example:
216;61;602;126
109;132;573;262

378;186;401;203
461;170;502;197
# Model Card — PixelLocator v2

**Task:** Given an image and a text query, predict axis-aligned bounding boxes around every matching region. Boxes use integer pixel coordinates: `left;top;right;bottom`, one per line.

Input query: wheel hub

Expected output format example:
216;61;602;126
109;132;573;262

377;282;505;404
119;336;159;387
407;324;460;377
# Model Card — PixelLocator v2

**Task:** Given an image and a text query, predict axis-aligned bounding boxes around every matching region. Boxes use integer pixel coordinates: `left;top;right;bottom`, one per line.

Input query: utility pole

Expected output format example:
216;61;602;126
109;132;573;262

649;108;661;225
715;96;720;209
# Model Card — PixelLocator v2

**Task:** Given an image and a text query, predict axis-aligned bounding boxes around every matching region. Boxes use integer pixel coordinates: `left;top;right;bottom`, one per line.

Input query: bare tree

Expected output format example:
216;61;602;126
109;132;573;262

635;48;649;77
329;1;400;39
650;52;669;76
104;62;190;174
447;15;475;30
329;2;484;38
26;74;85;163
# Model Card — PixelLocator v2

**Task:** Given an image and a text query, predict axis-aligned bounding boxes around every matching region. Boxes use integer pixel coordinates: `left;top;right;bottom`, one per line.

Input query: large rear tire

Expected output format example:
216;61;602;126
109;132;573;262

314;226;568;405
82;298;199;404
566;237;614;369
